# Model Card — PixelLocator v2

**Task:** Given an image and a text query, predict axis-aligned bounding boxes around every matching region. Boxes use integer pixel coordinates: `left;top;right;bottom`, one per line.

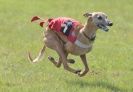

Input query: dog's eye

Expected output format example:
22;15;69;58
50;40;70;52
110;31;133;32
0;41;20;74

97;16;102;20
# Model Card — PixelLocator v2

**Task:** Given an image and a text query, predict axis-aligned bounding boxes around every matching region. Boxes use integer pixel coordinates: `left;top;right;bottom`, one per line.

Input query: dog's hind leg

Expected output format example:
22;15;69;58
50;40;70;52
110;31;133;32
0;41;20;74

47;42;80;73
48;54;75;68
28;45;46;63
44;31;79;74
54;46;81;74
48;56;62;68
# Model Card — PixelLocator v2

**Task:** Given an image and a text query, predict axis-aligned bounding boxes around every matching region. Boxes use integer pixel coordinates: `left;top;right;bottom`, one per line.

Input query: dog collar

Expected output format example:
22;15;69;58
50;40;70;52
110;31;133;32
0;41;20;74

74;40;91;49
83;32;96;41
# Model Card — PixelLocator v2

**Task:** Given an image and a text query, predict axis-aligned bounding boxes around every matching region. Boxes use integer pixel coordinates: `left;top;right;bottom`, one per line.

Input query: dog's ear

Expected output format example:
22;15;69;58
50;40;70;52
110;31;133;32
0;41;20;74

88;16;93;22
83;13;92;17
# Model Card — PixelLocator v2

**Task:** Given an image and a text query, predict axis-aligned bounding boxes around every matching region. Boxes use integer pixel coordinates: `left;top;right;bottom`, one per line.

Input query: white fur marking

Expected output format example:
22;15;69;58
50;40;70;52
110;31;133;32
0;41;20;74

74;40;91;49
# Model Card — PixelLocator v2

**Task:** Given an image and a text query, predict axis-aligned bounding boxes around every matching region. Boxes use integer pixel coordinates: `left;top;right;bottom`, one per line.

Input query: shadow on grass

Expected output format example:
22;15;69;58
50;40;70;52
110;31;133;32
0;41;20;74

65;79;126;92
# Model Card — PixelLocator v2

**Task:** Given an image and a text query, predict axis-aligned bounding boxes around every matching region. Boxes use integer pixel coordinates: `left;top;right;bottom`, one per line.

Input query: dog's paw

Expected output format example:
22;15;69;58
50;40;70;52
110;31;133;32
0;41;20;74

77;71;85;77
75;69;81;74
77;69;89;77
68;59;75;64
48;56;55;61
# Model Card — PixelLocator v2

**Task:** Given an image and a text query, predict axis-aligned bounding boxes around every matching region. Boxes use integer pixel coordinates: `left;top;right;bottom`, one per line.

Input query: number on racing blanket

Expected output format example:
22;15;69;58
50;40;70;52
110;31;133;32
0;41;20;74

61;20;73;36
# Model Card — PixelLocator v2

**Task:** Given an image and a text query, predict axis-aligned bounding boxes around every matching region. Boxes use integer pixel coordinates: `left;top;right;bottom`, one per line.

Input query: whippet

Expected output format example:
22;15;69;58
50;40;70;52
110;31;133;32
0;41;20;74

28;12;113;77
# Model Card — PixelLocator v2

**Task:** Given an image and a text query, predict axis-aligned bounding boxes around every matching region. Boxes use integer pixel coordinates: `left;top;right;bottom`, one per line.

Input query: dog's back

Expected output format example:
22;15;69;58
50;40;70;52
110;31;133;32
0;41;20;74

31;16;82;43
48;17;80;32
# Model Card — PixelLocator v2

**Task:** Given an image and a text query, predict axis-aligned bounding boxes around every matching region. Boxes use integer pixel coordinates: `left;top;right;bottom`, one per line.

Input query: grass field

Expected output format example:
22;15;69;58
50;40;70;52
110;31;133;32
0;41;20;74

0;0;133;92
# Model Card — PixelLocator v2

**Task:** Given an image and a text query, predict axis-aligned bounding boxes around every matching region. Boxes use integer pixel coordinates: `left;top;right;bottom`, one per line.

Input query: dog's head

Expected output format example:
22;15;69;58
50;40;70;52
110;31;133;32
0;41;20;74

83;12;113;32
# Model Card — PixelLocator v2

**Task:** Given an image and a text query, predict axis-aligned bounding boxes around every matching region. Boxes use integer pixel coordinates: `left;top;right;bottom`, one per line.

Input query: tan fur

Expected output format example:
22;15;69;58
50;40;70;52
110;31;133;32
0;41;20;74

28;12;113;77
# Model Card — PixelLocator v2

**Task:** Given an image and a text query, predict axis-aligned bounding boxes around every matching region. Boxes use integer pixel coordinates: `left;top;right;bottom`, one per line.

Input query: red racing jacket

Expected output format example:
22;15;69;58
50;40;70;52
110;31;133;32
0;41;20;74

47;17;81;43
32;16;82;43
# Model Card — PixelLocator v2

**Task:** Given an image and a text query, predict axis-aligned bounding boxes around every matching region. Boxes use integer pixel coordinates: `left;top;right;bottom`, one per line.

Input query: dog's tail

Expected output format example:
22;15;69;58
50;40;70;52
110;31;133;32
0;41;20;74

31;16;47;27
28;45;46;63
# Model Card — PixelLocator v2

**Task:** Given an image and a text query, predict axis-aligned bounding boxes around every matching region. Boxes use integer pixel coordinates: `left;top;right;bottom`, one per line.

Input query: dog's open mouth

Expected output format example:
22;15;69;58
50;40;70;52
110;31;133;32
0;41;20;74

97;24;109;32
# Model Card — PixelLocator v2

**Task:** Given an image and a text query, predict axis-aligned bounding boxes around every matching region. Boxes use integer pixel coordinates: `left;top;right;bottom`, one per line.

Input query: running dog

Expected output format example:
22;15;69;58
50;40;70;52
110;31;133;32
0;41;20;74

28;12;113;77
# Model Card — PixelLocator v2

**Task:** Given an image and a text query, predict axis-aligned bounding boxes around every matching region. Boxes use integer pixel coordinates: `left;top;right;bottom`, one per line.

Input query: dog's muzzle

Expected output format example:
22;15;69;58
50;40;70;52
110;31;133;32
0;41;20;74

108;22;113;26
97;24;109;32
97;22;113;32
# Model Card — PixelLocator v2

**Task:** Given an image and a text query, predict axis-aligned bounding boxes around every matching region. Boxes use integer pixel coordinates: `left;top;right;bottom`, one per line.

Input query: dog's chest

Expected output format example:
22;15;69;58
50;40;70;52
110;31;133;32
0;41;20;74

72;45;92;55
65;42;93;55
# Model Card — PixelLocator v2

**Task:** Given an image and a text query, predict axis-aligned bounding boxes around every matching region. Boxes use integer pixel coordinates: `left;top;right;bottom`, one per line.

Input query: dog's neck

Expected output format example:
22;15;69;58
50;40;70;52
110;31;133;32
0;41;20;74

74;20;98;49
78;20;98;44
82;21;98;39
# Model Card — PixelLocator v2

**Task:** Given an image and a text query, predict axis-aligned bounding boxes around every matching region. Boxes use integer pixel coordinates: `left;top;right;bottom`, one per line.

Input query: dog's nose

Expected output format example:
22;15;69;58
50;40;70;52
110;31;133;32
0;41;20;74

108;22;113;26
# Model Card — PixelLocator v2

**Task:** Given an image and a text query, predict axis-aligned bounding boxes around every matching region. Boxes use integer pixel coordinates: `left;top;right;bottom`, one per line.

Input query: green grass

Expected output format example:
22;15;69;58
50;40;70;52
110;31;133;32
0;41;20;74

0;0;133;92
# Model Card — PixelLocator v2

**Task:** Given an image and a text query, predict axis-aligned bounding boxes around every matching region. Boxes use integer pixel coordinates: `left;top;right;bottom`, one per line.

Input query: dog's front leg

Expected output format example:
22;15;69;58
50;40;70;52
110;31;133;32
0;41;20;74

55;46;81;74
78;54;89;77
